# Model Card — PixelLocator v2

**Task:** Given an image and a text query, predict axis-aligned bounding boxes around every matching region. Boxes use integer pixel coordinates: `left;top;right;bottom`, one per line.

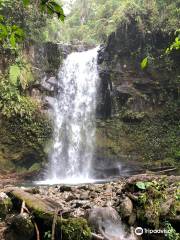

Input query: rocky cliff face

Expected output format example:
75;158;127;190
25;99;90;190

95;21;179;171
26;42;94;112
0;42;66;173
24;42;70;112
97;27;179;118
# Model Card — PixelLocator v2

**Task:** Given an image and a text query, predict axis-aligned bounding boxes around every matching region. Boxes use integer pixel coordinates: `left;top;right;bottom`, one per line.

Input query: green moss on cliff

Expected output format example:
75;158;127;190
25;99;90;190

0;112;52;172
0;195;13;219
96;101;180;170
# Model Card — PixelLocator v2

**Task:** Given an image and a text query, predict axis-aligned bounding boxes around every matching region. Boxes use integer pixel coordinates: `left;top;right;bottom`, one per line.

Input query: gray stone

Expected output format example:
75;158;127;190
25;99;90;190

119;196;133;218
79;192;89;200
128;212;136;225
160;198;174;216
59;185;72;192
66;194;77;202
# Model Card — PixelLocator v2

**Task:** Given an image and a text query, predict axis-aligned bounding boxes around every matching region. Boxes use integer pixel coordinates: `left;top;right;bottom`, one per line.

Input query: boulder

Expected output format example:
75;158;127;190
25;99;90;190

0;192;12;220
128;212;136;226
79;191;90;200
119;196;133;218
160;198;174;216
5;213;35;240
59;185;72;192
87;207;138;240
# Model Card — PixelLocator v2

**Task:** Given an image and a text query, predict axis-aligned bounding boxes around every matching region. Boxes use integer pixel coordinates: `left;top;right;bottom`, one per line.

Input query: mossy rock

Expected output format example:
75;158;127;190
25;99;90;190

0;192;13;219
6;213;35;240
9;189;91;240
59;218;91;240
0;113;52;172
121;110;146;123
127;176;180;229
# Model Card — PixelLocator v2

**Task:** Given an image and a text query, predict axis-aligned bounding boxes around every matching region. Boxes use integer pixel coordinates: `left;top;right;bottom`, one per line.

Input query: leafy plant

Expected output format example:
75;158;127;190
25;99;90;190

0;54;36;119
164;221;180;240
0;15;24;49
166;30;180;54
136;181;153;190
174;150;180;160
140;57;148;69
175;185;180;201
0;76;37;118
22;0;65;21
9;65;21;85
44;230;52;240
138;193;147;205
0;0;65;50
9;57;34;90
40;0;65;21
44;0;180;45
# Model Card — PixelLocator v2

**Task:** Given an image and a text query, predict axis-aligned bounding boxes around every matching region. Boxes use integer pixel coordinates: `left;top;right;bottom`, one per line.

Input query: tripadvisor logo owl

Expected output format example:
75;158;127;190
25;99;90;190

135;227;171;236
135;227;144;236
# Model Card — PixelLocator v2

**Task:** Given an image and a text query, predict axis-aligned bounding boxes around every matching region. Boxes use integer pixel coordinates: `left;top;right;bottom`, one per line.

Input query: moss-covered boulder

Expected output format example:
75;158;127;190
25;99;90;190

0;113;52;173
0;192;12;219
120;175;180;231
5;213;35;240
8;189;91;240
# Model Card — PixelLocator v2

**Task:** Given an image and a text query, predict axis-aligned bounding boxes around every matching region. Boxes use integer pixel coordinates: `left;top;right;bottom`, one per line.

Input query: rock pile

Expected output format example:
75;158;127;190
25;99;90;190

0;174;179;240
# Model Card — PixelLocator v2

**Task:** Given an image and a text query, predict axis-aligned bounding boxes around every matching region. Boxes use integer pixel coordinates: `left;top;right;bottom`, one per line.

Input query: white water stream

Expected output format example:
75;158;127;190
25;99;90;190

38;47;99;185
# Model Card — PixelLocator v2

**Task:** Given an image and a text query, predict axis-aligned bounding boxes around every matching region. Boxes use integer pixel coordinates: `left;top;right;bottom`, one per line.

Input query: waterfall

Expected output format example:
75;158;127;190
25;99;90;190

42;47;99;184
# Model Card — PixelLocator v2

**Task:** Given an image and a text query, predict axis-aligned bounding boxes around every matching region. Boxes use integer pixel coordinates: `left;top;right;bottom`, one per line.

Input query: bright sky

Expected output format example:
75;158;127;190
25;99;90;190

62;0;76;14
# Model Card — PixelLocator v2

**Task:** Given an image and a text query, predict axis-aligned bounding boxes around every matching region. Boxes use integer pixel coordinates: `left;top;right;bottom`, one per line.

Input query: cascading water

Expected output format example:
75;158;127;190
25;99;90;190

40;47;99;184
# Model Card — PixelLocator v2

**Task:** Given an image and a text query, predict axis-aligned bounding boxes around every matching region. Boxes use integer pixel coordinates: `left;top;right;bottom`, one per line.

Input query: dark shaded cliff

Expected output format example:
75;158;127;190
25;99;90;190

96;18;180;171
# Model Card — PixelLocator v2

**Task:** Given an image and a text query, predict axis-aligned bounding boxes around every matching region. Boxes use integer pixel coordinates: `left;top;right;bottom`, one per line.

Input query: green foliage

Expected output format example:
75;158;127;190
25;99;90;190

122;110;146;122
136;181;152;190
0;0;64;49
0;15;24;49
0;108;52;171
9;64;21;85
164;221;180;240
96;100;180;168
132;178;179;228
61;218;91;240
0;0;62;172
175;150;180;160
138;192;147;205
0;61;36;118
44;0;180;44
40;0;65;21
28;163;41;172
22;0;30;6
44;230;52;240
0;52;36;118
123;103;180;164
166;30;180;54
175;186;180;201
9;57;34;89
136;180;167;193
141;29;180;69
141;57;148;69
0;78;37;118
